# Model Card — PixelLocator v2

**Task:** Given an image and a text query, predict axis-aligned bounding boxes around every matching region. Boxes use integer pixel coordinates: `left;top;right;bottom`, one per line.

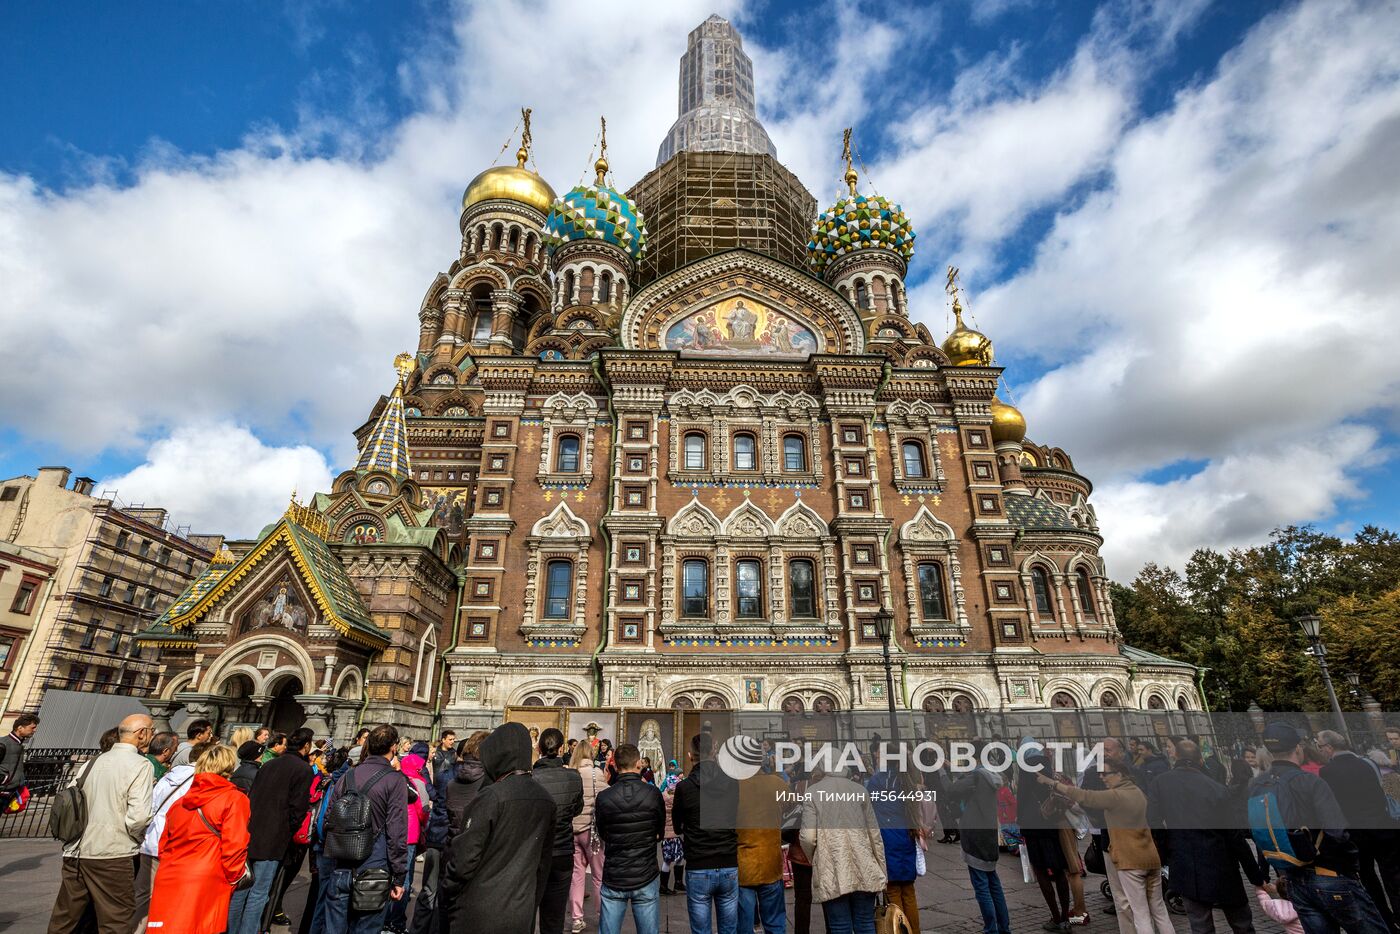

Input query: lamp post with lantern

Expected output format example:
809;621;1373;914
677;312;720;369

873;607;900;745
1296;614;1347;739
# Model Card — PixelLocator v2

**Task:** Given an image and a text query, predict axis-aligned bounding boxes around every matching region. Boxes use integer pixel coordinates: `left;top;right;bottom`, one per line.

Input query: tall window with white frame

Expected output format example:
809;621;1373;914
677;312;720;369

544;560;572;619
555;435;580;472
684;432;707;470
917;562;948;619
783;434;806;472
1031;566;1055;617
681;559;708;617
902;440;926;479
735;559;763;619
789;558;816;618
733;432;757;471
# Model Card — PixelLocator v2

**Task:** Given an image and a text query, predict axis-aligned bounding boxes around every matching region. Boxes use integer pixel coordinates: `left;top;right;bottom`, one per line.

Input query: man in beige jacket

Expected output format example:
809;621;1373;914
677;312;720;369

46;713;156;934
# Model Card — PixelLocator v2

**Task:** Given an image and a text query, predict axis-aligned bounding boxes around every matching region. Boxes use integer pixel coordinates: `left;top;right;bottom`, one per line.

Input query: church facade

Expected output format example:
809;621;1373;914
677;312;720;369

140;15;1199;741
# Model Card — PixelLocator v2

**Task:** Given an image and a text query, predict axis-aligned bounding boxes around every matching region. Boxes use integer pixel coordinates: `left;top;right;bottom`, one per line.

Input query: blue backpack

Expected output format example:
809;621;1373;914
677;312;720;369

1247;769;1321;872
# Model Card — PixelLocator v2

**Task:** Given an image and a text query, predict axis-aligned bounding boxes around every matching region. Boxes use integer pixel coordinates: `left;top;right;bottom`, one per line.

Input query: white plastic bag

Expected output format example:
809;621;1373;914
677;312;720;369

916;844;927;877
1021;846;1033;884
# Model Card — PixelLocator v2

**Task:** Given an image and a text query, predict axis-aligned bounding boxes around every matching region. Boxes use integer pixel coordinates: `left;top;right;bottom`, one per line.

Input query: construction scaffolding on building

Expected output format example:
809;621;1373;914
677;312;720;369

628;151;818;287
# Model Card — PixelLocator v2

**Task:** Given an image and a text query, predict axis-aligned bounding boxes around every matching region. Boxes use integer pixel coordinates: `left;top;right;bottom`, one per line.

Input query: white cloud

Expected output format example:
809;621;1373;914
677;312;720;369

97;423;335;538
1093;426;1384;576
966;0;1400;575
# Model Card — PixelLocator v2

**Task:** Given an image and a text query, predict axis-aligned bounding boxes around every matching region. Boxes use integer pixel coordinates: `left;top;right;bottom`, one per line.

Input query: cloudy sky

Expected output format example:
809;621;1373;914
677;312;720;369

2;0;1398;578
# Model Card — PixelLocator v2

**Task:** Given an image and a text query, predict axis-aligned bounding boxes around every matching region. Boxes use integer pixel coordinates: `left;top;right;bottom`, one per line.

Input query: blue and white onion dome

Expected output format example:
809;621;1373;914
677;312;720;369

807;168;915;272
542;156;647;260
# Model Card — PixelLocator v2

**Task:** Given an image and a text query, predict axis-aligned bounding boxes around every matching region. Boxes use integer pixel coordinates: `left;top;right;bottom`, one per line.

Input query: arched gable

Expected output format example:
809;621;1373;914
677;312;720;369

900;506;956;543
722;500;775;539
667;499;722;538
776;501;828;539
621;249;865;357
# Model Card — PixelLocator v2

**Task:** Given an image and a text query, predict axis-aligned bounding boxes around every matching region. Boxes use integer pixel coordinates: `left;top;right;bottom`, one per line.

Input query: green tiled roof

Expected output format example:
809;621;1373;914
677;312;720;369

1121;644;1195;670
1004;495;1078;531
138;514;386;649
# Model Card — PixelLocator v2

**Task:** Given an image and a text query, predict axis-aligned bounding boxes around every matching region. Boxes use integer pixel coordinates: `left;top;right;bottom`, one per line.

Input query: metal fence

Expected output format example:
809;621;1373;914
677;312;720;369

0;748;99;840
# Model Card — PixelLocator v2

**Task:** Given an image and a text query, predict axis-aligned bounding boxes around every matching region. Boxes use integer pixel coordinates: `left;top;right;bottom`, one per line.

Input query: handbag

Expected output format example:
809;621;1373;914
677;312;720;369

195;807;254;891
875;893;914;934
1084;835;1106;875
350;867;392;913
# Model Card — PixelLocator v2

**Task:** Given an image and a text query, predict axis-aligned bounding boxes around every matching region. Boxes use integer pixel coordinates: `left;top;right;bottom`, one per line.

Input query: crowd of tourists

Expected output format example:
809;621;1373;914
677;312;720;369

4;711;1399;934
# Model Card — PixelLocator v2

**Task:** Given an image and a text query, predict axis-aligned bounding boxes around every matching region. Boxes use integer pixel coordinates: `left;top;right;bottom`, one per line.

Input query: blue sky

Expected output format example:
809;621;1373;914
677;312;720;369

2;0;1398;575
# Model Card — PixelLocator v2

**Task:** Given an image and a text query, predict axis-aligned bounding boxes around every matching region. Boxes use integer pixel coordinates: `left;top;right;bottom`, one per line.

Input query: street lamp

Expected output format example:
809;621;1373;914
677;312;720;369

1296;614;1347;739
873;607;900;745
1345;672;1360;698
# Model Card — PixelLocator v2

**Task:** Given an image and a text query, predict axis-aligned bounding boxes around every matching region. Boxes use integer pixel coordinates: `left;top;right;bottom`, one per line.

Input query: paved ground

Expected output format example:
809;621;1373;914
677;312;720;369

0;836;1286;933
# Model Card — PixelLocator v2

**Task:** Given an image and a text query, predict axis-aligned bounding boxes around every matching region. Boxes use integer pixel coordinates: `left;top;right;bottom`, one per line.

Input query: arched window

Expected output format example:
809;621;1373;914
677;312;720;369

902;441;927;478
681;559;708;617
543;560;572;618
413;628;437;702
854;279;870;309
733;433;757;471
1075;567;1096;617
684;432;707;470
491;222;504;250
1031;566;1054;616
789;559;816;618
562;270;576;304
890;283;901;315
555;435;581;472
525;232;538;261
917;562;948;619
1177;696;1189;711
598;271;612;303
509;226;521;253
783;434;807;472
735;559;762;618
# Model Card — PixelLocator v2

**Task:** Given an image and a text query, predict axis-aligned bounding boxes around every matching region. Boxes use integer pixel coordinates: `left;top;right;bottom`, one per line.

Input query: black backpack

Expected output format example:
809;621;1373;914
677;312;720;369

322;766;393;862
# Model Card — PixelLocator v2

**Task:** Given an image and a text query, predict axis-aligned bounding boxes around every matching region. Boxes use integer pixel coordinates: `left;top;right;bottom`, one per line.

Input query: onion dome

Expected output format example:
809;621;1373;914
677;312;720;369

542;155;648;260
990;397;1027;444
462;146;557;215
807;165;915;272
941;297;994;366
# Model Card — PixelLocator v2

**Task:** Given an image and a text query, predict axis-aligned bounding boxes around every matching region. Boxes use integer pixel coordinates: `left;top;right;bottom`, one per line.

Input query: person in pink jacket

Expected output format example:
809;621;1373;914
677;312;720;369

385;752;431;934
1256;883;1304;934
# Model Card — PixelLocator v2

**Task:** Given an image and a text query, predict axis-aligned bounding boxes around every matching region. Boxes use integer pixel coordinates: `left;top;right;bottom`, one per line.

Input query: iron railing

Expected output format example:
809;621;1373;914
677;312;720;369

0;748;99;839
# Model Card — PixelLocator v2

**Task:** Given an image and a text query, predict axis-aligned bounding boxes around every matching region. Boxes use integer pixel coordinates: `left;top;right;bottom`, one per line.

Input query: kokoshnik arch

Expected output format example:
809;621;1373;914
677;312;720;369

137;15;1200;740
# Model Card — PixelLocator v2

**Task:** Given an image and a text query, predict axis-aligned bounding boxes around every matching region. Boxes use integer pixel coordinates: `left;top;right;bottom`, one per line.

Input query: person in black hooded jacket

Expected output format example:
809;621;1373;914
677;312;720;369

443;721;556;934
533;728;584;934
445;731;488;839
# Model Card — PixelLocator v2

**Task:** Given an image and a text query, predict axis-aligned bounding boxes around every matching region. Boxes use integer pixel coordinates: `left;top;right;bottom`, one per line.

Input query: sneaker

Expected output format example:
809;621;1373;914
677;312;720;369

271;913;291;927
1067;914;1091;926
572;921;585;933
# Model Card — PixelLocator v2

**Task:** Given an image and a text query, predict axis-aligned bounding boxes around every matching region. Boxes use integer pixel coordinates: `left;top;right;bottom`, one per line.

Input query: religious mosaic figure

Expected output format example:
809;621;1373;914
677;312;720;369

726;300;758;341
249;579;308;633
637;719;664;771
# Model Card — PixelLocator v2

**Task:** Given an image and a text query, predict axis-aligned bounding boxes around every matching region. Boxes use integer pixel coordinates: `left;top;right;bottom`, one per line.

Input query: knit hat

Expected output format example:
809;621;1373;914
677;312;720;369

237;740;265;762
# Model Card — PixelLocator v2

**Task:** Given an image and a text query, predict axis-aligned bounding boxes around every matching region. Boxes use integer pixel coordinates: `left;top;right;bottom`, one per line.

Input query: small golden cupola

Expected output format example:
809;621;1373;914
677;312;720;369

990;397;1027;444
940;266;994;366
462;108;557;214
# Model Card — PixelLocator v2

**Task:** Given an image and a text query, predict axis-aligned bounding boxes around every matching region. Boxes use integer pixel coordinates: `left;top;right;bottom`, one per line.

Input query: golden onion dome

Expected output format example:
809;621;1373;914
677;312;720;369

941;297;994;366
462;147;556;215
990;397;1027;444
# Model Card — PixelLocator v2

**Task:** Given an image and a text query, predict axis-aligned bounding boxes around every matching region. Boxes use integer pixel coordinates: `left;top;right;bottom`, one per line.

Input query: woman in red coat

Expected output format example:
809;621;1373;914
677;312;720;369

148;743;251;933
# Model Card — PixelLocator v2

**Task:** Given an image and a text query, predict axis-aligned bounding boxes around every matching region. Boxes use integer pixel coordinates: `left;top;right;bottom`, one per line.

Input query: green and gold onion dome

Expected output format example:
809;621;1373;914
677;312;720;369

941;297;994;366
462;146;557;215
807;167;915;272
542;156;647;260
990;397;1026;444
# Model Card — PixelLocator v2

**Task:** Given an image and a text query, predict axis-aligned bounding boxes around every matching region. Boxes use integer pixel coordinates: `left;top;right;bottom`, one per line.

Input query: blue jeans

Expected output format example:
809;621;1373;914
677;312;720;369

738;879;786;934
686;867;739;934
600;875;661;934
821;891;878;934
384;843;416;930
308;852;336;934
969;867;1012;934
320;866;392;934
227;858;280;934
1286;871;1389;934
